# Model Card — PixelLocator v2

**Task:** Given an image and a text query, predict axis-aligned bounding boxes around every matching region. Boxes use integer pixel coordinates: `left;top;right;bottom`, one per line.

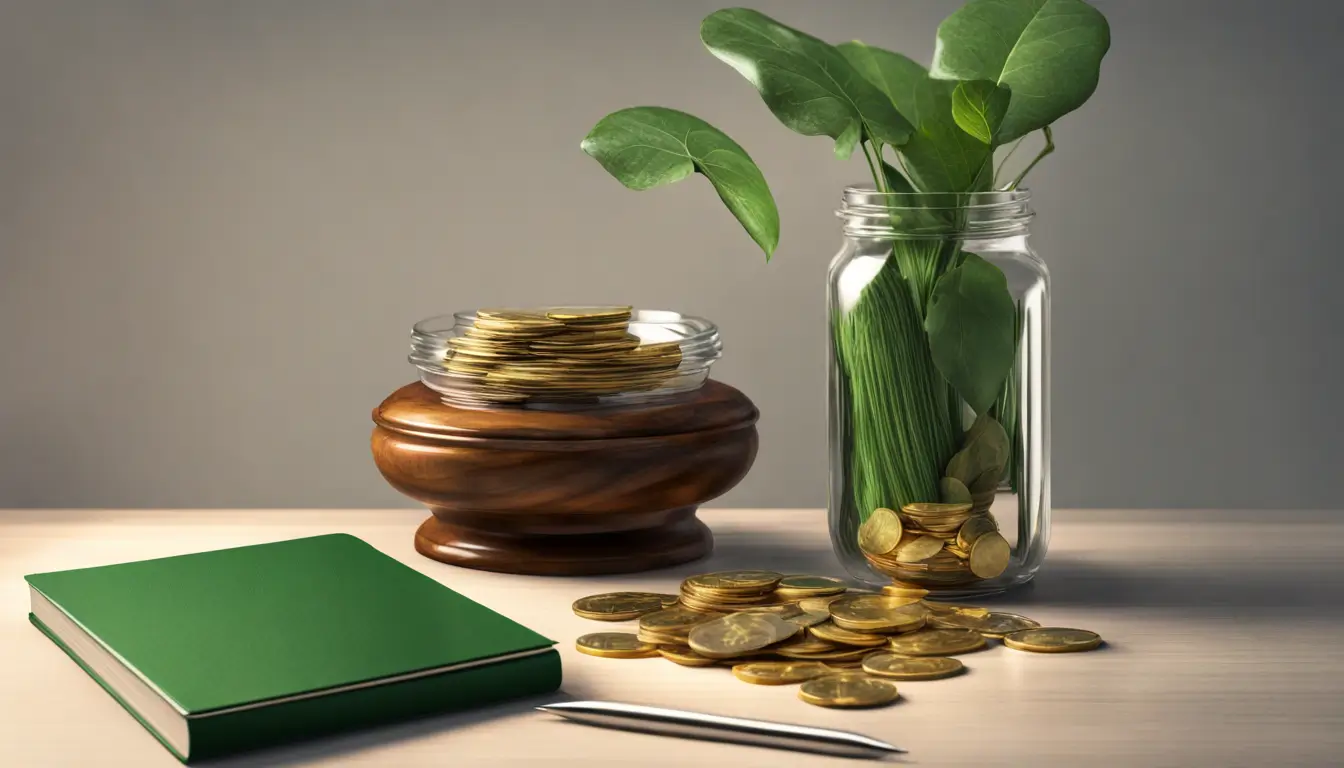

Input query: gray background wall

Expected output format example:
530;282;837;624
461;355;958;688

1;0;1340;510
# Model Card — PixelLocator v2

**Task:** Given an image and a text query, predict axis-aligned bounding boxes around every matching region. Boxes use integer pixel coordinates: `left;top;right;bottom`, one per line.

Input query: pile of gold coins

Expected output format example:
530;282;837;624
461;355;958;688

572;570;1101;709
442;306;682;403
858;503;1011;587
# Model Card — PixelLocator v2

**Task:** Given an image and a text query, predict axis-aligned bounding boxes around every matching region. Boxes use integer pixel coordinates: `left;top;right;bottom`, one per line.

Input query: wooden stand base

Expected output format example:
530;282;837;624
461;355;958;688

414;506;712;575
371;380;758;576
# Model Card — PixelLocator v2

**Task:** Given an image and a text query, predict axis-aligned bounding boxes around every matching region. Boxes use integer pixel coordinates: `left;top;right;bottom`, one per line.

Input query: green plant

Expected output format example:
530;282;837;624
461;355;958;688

582;1;1109;519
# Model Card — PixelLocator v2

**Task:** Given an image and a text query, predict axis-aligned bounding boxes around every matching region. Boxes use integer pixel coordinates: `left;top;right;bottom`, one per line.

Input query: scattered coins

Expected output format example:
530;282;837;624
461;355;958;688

571;592;679;621
798;674;900;709
438;305;683;405
689;613;799;659
575;632;659;659
571;570;1102;709
1003;628;1103;653
862;653;966;680
932;610;1040;638
733;661;833;686
887;628;987;656
828;594;928;634
657;645;719;667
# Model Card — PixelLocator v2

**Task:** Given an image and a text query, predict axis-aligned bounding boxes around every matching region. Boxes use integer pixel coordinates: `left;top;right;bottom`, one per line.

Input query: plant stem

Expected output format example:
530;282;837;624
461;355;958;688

860;139;886;194
1008;125;1055;190
994;137;1025;188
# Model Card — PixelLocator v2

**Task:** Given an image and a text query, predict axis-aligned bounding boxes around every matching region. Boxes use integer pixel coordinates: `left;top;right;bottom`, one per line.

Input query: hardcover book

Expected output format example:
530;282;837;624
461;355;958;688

24;534;561;763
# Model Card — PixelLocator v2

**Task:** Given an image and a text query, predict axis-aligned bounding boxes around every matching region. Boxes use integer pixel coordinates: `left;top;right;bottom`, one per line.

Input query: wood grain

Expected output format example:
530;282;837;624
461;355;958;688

370;381;758;574
3;508;1341;767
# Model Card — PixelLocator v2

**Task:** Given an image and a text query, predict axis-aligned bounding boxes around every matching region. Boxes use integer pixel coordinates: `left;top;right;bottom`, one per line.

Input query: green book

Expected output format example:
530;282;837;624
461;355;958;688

24;534;561;763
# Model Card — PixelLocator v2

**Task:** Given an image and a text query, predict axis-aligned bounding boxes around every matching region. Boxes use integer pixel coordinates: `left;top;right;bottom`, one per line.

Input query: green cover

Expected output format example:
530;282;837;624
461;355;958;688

25;534;561;762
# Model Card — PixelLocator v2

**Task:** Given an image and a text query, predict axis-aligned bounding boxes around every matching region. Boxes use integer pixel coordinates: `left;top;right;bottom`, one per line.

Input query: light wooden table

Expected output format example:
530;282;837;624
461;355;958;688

2;509;1341;767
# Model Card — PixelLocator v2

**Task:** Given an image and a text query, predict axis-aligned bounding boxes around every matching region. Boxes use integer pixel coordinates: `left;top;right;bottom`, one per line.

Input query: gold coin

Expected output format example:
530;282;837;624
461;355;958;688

677;594;762;614
797;594;849;614
798;674;900;709
785;610;831;629
572;592;679;621
857;508;904;555
771;635;838;656
932;610;1040;637
887;628;987;656
956;515;998;551
688;612;799;659
732;661;832;685
545;306;634;322
902;501;973;517
968;531;1011;578
881;585;929;599
1003;627;1102;653
658;645;719;667
922;601;990;617
684;570;783;594
808;621;889;648
778;646;874;663
895;535;945;563
639;605;722;633
861;653;965;680
637;628;688;645
575;632;659;659
775;575;848;596
828;595;928;633
739;604;804;618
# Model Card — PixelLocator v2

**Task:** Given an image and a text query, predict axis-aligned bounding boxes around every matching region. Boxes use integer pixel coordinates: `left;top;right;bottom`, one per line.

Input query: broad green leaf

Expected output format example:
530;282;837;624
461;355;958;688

880;160;915;193
582;106;779;258
834;121;861;161
838;41;989;192
700;9;913;154
940;476;974;504
924;254;1017;414
945;414;1010;487
951;81;1011;144
931;0;1111;143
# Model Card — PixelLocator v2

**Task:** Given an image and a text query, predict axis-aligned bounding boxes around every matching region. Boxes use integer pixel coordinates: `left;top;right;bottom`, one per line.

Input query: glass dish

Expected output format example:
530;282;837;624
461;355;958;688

409;309;723;409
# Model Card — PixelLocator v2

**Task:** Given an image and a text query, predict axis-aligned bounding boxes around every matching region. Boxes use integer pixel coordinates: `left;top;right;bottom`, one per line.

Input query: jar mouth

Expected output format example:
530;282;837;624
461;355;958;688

838;185;1034;239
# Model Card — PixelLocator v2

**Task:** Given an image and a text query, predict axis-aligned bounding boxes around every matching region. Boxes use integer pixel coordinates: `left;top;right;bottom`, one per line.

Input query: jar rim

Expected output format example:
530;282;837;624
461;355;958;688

838;184;1034;239
842;184;1032;209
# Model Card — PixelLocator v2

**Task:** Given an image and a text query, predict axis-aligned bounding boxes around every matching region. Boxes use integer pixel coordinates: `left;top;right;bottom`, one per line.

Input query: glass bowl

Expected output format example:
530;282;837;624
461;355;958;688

409;309;723;409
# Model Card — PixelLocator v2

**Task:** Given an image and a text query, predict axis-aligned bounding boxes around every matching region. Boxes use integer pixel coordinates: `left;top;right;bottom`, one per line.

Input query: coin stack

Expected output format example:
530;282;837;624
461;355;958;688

442;306;683;404
677;571;789;612
572;570;1102;710
858;503;1011;587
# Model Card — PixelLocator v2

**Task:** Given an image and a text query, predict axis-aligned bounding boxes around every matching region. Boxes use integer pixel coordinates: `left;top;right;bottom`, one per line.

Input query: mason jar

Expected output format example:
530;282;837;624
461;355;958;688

827;187;1049;598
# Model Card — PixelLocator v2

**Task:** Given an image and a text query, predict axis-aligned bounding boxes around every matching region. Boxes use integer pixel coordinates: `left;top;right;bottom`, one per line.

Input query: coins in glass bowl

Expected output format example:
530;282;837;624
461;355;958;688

440;306;684;403
570;570;1101;709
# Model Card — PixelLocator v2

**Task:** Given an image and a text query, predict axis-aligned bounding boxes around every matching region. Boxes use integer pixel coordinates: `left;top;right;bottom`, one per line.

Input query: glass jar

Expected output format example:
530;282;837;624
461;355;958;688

827;188;1049;598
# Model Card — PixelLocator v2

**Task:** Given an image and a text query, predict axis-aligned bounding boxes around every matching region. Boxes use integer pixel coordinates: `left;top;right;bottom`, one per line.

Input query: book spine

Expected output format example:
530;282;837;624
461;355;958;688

186;649;561;763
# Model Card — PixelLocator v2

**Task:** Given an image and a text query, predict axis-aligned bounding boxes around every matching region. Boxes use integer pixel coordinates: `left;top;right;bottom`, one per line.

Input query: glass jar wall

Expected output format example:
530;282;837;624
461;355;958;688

827;188;1050;598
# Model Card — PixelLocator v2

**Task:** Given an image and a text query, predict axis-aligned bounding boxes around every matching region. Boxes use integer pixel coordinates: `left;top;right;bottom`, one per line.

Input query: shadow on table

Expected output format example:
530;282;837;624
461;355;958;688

667;526;1344;615
198;692;569;767
976;556;1344;614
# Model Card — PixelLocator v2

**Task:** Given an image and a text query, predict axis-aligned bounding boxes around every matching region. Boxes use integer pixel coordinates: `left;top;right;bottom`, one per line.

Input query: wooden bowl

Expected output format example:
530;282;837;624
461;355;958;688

370;380;759;575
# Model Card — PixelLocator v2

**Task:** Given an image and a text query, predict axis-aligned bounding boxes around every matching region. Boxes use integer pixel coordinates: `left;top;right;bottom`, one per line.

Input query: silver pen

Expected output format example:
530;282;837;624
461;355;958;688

537;700;904;759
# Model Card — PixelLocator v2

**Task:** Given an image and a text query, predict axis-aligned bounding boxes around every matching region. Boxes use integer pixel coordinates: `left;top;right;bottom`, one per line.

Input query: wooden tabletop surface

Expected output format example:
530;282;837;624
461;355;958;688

2;508;1340;767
